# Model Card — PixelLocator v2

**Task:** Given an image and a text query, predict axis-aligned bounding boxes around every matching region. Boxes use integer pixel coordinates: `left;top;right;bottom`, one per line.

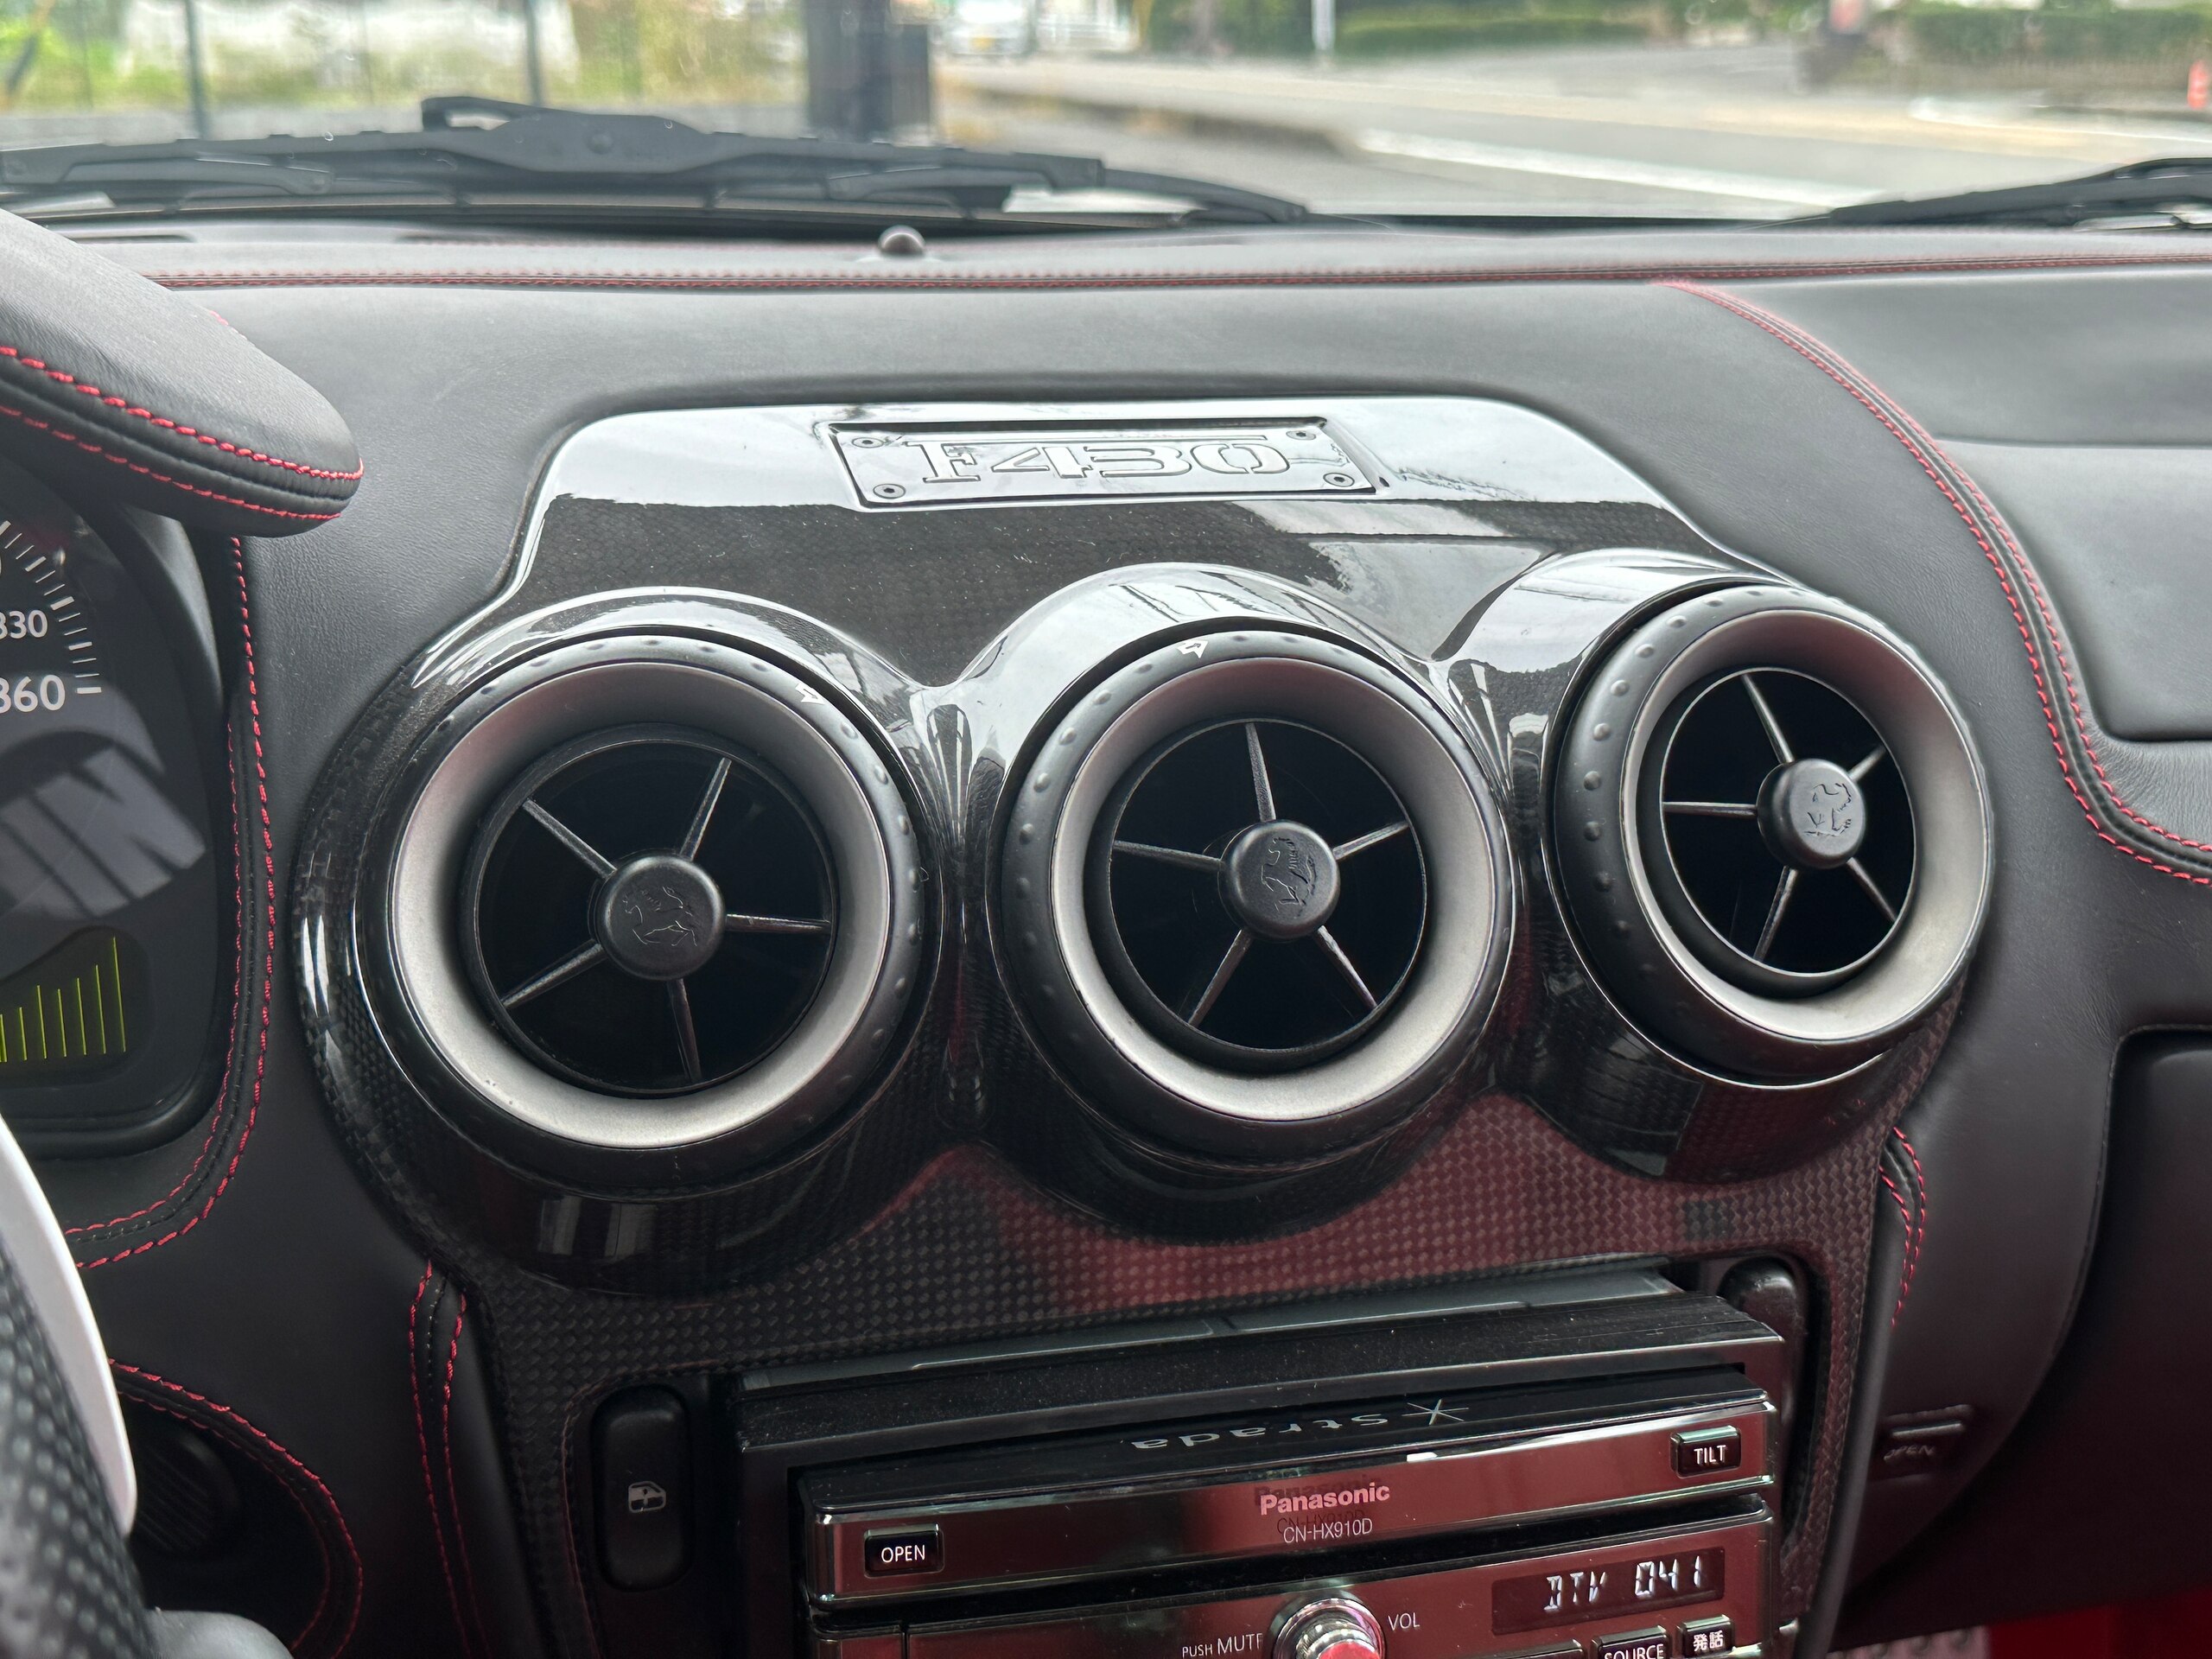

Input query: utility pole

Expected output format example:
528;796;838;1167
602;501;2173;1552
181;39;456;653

1311;0;1333;56
69;0;94;108
519;0;545;104
181;0;210;135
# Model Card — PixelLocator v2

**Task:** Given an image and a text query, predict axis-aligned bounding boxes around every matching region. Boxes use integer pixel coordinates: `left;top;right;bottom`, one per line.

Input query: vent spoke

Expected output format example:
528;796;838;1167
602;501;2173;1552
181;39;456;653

1333;821;1410;860
680;757;734;860
670;979;702;1084
1751;867;1799;963
1653;665;1912;987
1097;716;1426;1064
1245;721;1277;822
725;912;834;936
521;799;616;878
1847;857;1899;924
1315;925;1379;1010
1112;840;1224;874
1740;675;1796;766
499;940;606;1010
1185;930;1252;1026
1664;800;1758;819
469;728;842;1096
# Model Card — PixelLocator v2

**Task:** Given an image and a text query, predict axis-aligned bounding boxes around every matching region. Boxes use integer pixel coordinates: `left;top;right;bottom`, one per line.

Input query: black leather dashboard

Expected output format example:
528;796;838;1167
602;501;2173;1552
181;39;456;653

35;221;2212;1656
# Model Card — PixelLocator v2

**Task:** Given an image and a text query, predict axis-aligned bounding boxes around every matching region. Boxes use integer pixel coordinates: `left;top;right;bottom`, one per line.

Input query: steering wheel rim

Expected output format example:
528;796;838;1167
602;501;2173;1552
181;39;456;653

0;1173;151;1659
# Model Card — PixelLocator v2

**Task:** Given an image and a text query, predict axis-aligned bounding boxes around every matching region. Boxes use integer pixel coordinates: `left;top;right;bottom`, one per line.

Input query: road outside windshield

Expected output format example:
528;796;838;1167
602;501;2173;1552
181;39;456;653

3;0;2212;216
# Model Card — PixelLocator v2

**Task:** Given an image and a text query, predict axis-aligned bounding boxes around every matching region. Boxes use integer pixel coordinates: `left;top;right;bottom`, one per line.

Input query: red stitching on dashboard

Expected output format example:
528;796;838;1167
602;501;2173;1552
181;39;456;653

0;343;361;480
1689;281;2212;858
1666;280;2212;888
126;1395;332;1649
1889;1127;1927;1322
0;397;342;522
1878;1166;1915;1327
443;1291;489;1659
76;541;275;1266
411;1265;474;1658
1894;1126;1928;1287
1872;386;2212;855
66;725;244;1240
112;1363;363;1656
132;249;2212;293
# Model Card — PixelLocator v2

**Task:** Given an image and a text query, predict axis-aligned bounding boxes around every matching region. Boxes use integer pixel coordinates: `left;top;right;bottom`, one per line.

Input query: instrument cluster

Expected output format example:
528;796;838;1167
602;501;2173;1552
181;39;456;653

0;461;227;1152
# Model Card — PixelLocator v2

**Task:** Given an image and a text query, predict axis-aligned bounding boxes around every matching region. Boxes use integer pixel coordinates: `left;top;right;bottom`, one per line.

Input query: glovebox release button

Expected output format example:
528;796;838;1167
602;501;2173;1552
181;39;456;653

592;1385;690;1591
863;1527;943;1577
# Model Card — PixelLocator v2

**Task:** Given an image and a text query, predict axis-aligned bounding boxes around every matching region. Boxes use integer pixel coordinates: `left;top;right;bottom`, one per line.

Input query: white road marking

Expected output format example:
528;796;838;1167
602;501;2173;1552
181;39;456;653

1910;96;2212;151
1354;128;1869;207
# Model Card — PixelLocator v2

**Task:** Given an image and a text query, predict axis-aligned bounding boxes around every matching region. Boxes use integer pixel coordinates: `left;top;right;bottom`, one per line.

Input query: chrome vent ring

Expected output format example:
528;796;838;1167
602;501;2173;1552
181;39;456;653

999;629;1510;1160
382;643;925;1172
1553;585;1989;1082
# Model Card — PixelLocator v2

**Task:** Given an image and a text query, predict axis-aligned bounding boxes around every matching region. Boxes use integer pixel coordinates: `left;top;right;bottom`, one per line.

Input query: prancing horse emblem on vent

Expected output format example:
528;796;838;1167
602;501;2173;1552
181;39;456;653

1802;779;1859;841
1262;835;1321;912
621;883;702;949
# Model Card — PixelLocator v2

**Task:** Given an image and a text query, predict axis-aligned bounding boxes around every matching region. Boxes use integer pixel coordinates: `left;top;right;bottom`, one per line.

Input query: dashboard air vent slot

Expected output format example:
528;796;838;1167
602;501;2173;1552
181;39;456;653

998;629;1510;1160
463;726;837;1096
1552;584;1990;1082
1091;717;1427;1071
1648;668;1913;995
382;643;924;1180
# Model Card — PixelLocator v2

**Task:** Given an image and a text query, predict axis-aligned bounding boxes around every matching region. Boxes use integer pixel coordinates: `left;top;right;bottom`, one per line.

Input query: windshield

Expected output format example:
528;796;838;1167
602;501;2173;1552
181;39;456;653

4;0;2211;219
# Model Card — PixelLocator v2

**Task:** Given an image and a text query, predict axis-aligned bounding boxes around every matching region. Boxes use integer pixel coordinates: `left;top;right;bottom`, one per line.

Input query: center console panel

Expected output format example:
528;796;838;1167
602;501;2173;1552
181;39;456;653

731;1280;1785;1659
289;395;1988;1656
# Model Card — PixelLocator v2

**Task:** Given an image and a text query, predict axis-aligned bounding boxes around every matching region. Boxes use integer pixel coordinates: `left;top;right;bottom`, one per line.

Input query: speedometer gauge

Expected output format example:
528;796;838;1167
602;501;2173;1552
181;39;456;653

1;518;103;720
0;461;224;1151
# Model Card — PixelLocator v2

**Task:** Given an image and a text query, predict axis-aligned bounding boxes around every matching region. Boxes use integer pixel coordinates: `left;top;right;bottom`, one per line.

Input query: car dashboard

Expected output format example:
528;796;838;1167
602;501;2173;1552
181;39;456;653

8;217;2212;1659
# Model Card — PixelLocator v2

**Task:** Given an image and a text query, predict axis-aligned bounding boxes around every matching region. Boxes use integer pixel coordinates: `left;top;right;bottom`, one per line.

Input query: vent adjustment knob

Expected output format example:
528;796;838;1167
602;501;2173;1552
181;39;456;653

594;854;725;981
1274;1596;1385;1659
1755;757;1867;873
1220;820;1341;942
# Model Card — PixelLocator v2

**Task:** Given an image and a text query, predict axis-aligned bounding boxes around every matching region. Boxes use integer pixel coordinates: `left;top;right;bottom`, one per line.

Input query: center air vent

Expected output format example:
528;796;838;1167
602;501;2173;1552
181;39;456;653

1092;718;1427;1070
1000;630;1510;1160
381;644;925;1177
462;727;837;1097
1554;585;1989;1082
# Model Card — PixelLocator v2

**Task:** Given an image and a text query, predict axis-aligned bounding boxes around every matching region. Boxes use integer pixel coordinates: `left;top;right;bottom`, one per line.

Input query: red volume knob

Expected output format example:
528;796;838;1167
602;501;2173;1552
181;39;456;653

1274;1597;1385;1659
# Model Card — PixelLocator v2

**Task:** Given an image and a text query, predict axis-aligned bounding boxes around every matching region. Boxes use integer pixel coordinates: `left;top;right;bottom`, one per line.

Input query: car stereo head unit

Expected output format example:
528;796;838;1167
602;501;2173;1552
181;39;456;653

798;1370;1774;1659
727;1278;1796;1659
850;1512;1767;1659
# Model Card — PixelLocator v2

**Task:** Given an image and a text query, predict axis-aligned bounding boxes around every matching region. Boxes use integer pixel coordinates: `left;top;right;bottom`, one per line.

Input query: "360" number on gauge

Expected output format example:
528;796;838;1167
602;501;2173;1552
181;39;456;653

1;673;67;712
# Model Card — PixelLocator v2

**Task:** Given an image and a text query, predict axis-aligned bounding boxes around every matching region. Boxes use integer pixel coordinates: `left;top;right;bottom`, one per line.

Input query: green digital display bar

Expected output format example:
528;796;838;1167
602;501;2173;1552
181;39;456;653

0;929;143;1081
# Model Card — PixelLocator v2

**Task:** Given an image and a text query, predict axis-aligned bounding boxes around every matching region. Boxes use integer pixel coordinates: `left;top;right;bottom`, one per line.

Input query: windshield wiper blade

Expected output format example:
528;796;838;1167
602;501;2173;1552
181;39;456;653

0;94;1309;226
1802;156;2212;228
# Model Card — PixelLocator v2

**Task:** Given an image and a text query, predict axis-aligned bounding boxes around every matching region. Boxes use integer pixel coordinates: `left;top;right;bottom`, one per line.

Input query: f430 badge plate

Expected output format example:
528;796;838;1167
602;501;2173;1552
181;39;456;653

831;422;1371;506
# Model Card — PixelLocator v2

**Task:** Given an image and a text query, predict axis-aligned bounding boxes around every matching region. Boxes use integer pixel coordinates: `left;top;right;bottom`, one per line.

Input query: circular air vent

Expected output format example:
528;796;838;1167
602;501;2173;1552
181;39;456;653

1554;585;1989;1081
461;727;837;1096
1643;669;1913;995
383;643;925;1172
1090;718;1427;1070
1001;631;1510;1159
